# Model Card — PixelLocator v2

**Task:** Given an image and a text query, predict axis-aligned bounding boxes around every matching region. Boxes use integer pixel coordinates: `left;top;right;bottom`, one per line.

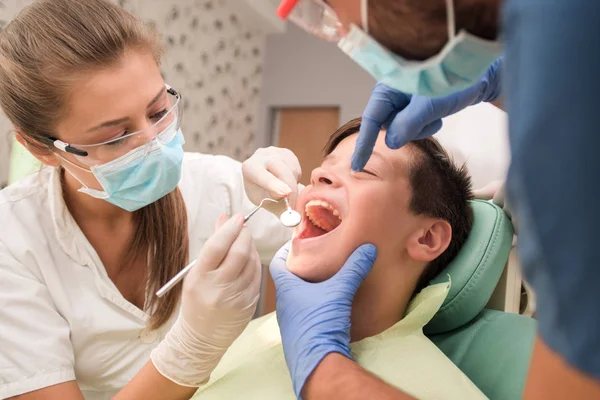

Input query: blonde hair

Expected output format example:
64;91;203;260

0;0;189;329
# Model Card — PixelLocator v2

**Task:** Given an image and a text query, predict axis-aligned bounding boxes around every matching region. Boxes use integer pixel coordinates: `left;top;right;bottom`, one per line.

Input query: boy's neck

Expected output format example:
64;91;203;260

349;258;422;342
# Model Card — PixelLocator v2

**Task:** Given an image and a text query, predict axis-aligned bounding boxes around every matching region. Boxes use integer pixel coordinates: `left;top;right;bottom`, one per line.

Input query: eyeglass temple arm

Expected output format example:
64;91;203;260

41;136;89;157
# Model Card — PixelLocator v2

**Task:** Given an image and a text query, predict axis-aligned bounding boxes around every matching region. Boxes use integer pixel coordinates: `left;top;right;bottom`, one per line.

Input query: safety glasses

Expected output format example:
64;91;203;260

44;84;182;167
277;0;343;42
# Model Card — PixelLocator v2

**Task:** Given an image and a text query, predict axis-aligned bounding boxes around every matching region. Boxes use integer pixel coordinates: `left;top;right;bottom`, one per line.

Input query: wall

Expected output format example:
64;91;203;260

257;24;376;148
0;0;267;187
259;23;510;189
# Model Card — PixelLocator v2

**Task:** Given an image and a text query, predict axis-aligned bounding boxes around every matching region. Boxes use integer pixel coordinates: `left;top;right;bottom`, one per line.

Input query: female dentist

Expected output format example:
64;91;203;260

0;0;297;399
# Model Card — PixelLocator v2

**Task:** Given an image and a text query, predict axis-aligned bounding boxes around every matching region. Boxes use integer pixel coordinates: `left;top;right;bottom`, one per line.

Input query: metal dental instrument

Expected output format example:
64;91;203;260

156;197;296;298
280;197;302;227
244;197;279;222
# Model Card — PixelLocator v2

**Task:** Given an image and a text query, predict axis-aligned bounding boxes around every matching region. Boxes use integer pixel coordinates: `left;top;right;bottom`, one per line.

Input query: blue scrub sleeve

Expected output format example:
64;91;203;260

504;0;600;378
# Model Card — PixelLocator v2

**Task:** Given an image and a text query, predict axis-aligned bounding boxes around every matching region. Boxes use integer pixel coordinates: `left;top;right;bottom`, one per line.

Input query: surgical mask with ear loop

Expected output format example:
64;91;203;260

58;129;185;212
51;85;186;212
337;0;503;97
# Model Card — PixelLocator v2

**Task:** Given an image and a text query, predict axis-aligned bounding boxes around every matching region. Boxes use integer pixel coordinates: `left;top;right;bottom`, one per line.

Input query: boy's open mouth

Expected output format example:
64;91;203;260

296;199;343;240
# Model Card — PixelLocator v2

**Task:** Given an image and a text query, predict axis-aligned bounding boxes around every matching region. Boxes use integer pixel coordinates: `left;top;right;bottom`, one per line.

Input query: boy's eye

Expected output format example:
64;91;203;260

350;168;378;179
361;169;377;177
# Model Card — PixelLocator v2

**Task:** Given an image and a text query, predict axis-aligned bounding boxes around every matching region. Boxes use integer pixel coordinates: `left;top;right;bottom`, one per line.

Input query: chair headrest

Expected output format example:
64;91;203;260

424;200;513;335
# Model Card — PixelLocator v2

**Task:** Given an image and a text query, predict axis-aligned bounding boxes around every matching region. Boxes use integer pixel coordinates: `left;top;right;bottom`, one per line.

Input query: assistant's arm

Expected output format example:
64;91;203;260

524;339;600;399
303;353;414;400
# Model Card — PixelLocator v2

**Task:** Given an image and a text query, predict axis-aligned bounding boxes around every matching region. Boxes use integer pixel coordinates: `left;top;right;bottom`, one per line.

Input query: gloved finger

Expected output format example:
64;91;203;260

330;244;378;293
278;148;302;182
228;246;261;306
351;83;411;171
199;213;245;273
266;157;301;202
240;251;262;312
364;82;412;122
269;241;302;286
215;213;228;230
414;119;444;141
276;148;303;208
247;250;263;303
385;96;439;149
242;159;292;198
216;226;254;283
351;116;381;172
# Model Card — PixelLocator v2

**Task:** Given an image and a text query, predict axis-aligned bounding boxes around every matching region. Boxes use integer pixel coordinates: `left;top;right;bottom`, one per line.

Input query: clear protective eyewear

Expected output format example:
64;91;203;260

45;84;182;167
277;0;343;42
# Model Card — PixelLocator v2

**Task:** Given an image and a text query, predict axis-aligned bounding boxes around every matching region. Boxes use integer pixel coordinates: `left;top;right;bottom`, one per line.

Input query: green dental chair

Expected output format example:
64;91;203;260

425;200;537;399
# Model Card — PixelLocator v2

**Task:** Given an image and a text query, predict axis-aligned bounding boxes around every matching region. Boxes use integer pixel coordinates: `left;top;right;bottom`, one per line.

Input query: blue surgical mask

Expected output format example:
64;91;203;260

61;128;185;212
338;0;502;97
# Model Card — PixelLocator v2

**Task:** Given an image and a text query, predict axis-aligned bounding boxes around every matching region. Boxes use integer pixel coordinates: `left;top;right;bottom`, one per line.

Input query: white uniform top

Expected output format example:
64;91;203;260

0;153;292;399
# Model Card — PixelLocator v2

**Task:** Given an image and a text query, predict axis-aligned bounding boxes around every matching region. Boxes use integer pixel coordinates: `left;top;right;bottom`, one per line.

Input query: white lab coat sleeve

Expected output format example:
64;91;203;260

211;155;293;265
0;241;76;398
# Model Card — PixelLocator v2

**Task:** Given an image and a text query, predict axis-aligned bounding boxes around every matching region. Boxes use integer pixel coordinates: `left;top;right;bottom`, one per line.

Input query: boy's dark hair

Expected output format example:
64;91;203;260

324;118;474;292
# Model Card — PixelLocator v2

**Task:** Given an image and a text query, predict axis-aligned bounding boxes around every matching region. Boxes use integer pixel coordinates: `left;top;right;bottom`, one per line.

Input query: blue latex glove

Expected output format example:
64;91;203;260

351;57;503;171
269;242;377;398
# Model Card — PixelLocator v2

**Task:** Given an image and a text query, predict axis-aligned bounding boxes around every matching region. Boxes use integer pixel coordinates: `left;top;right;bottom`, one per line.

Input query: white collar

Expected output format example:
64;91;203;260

48;167;98;266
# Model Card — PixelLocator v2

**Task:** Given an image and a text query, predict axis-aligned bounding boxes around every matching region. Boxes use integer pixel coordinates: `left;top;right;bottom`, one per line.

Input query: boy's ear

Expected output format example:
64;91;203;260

15;132;60;167
406;219;452;263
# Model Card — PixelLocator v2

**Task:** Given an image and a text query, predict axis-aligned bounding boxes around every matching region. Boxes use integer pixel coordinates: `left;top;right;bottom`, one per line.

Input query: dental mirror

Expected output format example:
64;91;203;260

280;197;302;227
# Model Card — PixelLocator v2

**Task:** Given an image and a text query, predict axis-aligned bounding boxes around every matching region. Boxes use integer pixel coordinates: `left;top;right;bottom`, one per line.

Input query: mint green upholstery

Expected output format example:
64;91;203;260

426;200;515;334
424;200;537;399
430;310;536;400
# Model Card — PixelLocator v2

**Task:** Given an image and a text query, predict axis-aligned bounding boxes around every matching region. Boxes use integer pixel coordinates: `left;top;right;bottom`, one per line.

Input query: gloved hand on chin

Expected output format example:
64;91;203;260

269;242;378;398
352;57;503;171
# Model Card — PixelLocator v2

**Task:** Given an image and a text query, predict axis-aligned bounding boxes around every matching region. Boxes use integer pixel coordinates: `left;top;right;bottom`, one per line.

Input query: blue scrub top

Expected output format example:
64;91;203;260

504;0;600;378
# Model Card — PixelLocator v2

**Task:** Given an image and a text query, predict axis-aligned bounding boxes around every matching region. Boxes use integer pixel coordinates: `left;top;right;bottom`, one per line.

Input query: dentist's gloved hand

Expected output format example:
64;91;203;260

242;146;302;215
270;242;378;398
352;57;503;171
151;214;261;387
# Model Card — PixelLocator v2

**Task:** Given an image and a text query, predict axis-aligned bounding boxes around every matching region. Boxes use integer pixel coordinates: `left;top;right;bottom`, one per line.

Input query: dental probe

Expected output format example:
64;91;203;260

156;197;297;298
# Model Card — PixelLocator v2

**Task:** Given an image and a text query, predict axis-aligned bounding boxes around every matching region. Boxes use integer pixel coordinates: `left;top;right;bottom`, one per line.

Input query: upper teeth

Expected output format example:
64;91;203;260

305;199;342;219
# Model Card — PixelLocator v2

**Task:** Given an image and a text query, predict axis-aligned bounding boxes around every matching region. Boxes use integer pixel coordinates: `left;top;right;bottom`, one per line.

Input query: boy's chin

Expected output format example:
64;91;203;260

286;254;338;283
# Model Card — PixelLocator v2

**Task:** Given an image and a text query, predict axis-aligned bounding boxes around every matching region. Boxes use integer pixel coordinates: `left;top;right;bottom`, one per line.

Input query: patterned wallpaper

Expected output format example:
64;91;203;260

0;0;266;187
